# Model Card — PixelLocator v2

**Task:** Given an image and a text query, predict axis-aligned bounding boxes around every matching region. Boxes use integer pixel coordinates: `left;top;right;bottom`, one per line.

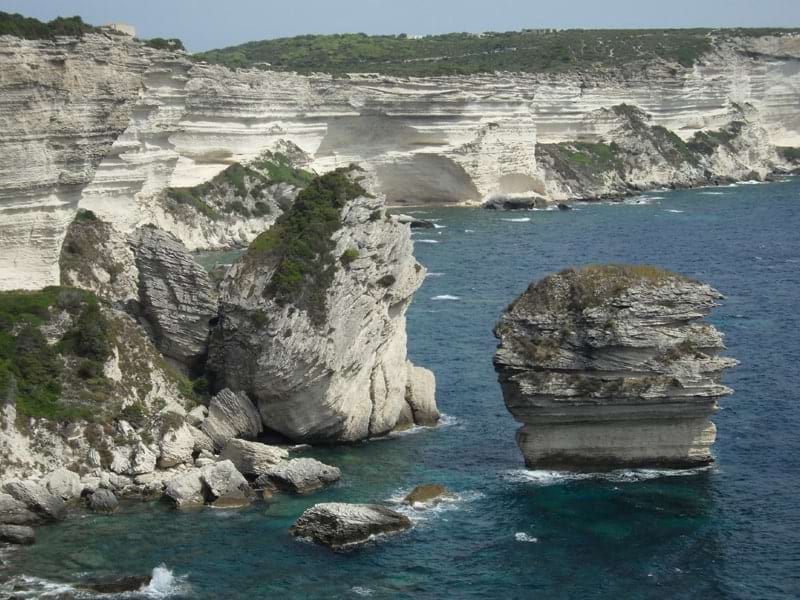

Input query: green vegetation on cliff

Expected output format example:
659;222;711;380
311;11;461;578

247;166;367;323
196;28;800;76
0;11;98;39
0;287;112;421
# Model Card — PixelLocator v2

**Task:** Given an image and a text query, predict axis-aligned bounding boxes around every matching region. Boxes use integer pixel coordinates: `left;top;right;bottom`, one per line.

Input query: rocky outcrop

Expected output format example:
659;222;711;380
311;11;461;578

258;458;341;495
85;489;118;513
0;493;40;525
129;225;217;369
219;439;287;477
2;480;66;521
0;524;35;545
42;468;82;501
289;503;412;549
209;173;438;442
482;194;549;210
493;265;738;469
404;484;451;506
163;460;252;508
158;423;195;468
200;389;263;451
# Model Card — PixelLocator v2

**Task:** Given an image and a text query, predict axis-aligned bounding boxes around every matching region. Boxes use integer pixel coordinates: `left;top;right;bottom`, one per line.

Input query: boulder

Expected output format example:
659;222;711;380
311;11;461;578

200;389;262;451
0;493;40;525
219;439;288;477
110;442;157;476
208;188;438;443
290;503;412;550
128;225;217;369
164;469;206;508
159;423;195;468
187;405;208;427
482;194;548;210
189;425;215;455
86;489;119;513
258;458;341;494
404;484;451;506
404;362;440;427
2;480;66;521
493;265;739;469
43;468;82;501
0;524;35;545
200;460;251;507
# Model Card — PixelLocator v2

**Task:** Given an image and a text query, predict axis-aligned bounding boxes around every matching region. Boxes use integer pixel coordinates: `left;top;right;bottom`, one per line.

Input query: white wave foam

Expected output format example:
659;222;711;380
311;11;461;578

464;229;475;233
386;488;484;523
740;180;765;185
415;239;439;244
0;576;77;598
432;295;460;301
665;209;684;213
515;532;539;543
433;224;447;229
141;564;188;598
501;217;531;222
644;196;665;200
386;413;461;439
700;191;725;196
425;272;445;277
503;465;712;486
352;586;375;596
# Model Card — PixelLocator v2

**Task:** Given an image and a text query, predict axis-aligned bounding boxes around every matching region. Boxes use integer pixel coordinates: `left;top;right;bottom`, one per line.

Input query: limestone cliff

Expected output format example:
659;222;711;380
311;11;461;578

209;168;438;442
1;30;800;289
493;265;738;470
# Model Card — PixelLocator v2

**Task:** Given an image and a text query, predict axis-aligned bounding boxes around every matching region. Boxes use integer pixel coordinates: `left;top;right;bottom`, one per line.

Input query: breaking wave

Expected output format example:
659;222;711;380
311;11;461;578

432;294;460;301
514;532;539;543
502;465;713;486
415;239;439;244
501;217;531;222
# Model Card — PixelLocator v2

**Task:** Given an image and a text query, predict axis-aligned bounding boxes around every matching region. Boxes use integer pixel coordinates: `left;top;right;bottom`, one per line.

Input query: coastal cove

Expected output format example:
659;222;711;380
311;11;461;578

1;180;799;599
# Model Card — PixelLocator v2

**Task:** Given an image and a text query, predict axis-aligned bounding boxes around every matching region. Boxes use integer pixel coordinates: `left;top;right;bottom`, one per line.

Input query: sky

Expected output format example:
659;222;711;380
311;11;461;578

2;0;800;52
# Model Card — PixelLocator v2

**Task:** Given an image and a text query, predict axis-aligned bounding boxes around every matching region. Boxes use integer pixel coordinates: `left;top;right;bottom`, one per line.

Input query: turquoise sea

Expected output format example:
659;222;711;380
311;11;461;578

1;179;799;599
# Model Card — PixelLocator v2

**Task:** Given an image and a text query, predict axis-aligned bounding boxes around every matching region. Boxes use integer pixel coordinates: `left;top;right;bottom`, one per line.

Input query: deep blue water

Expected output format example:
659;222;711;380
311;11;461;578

2;180;799;599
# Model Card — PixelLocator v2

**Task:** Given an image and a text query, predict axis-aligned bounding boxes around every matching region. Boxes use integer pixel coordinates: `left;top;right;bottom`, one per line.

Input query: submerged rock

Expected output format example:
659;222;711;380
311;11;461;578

404;484;451;506
0;524;35;545
201;388;263;451
290;503;412;549
258;458;341;495
209;171;438;442
493;265;738;470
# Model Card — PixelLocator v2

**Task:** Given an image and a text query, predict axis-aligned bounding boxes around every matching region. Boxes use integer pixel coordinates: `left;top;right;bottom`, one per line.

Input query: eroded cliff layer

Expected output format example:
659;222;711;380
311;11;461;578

209;168;438;442
493;265;738;470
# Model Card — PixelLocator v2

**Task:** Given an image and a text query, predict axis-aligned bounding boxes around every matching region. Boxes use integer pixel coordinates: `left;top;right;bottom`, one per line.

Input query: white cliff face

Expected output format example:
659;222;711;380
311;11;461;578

209;192;437;443
1;33;800;289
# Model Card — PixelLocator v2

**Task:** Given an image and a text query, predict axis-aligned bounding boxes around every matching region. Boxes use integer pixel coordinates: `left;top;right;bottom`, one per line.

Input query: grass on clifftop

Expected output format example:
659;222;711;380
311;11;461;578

0;12;98;39
247;166;367;324
515;264;692;313
0;287;112;422
195;28;800;76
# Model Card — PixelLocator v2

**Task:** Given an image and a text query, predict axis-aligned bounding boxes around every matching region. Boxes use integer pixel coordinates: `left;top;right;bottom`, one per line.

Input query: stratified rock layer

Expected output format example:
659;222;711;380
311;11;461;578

493;265;738;470
210;191;438;442
290;503;412;549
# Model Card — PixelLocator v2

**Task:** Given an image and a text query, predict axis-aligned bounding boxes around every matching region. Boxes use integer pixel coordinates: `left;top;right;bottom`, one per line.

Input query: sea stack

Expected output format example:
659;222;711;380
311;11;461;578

493;265;738;470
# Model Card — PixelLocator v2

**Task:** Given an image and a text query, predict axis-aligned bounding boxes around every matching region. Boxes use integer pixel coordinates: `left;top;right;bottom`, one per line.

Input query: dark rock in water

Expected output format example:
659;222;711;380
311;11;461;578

0;493;41;525
290;503;412;549
557;203;572;211
404;484;451;506
2;481;66;521
86;489;118;513
257;458;341;495
81;575;150;594
395;214;434;228
128;225;217;370
0;524;35;545
483;194;548;210
493;264;738;470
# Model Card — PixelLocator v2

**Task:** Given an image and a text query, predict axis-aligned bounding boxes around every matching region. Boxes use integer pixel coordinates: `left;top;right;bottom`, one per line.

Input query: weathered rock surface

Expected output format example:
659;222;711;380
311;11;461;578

219;439;288;477
493;265;738;470
158;424;196;468
0;493;40;525
129;225;217;369
2;480;66;521
482;194;549;210
209;192;438;442
258;458;341;495
201;389;263;451
86;489;119;513
164;469;206;508
42;468;82;501
0;524;35;545
200;460;251;507
289;503;412;549
404;363;440;427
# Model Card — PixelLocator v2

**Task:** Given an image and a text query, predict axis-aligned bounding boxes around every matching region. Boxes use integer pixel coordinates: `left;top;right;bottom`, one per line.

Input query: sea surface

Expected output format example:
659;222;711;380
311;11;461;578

2;180;799;599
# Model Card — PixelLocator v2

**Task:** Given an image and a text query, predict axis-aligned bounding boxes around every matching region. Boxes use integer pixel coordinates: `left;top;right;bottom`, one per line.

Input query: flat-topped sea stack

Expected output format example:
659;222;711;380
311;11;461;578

493;265;738;470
